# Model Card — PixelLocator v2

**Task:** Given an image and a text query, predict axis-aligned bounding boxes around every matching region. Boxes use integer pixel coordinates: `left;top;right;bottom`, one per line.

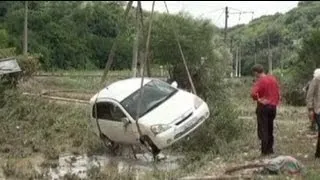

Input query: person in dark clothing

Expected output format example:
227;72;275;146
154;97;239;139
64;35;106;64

306;68;320;158
304;80;317;131
251;64;280;156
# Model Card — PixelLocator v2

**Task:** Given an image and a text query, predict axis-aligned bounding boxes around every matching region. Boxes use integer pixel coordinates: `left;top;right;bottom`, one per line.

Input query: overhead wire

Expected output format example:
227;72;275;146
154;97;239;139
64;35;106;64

213;10;224;27
228;7;242;12
199;8;224;17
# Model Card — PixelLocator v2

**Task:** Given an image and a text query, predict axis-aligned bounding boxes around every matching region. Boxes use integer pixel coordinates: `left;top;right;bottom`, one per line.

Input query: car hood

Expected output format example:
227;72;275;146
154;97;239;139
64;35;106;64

139;90;195;125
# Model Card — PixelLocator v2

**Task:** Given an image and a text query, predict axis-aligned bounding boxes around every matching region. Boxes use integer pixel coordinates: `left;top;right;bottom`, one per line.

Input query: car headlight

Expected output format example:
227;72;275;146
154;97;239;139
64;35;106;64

194;96;203;109
150;124;171;135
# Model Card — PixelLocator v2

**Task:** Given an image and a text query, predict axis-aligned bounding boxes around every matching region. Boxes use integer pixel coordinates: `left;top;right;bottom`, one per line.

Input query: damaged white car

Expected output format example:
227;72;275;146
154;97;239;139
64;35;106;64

89;77;210;156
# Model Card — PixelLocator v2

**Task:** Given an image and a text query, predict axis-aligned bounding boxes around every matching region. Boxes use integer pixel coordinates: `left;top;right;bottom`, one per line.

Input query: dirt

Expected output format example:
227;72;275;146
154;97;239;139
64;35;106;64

47;152;181;179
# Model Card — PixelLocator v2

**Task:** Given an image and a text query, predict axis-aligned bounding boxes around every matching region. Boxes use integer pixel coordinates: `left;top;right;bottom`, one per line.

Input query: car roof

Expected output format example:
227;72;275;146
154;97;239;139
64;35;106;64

94;77;154;102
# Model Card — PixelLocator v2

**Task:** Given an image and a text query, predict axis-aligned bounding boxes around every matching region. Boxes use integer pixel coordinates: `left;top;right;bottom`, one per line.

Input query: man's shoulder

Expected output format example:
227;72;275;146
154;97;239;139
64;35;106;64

266;75;278;82
312;77;320;86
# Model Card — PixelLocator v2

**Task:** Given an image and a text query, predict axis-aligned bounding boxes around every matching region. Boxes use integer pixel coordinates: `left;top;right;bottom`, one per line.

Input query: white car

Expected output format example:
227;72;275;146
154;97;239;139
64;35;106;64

89;77;210;156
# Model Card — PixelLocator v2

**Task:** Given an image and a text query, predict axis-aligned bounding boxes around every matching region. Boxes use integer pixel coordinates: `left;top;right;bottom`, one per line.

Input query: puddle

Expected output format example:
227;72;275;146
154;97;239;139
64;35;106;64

48;152;182;179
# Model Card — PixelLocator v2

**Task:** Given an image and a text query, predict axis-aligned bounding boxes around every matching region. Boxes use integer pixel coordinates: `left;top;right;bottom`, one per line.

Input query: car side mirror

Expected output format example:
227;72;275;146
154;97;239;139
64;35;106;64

171;81;178;88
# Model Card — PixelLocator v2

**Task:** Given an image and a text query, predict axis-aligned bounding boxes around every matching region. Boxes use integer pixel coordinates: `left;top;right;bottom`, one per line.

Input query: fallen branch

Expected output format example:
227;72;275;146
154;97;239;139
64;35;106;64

22;92;90;105
40;89;96;96
179;175;253;180
225;163;266;174
34;74;103;77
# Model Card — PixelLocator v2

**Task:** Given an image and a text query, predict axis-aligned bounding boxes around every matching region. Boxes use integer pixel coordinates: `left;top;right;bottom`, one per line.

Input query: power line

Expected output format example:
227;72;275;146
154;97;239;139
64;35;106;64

201;8;224;15
228;7;242;12
213;10;224;26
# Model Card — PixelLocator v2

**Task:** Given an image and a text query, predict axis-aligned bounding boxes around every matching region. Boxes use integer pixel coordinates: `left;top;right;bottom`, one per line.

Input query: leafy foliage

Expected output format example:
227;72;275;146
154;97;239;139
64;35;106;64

154;13;243;157
280;30;320;106
228;1;320;76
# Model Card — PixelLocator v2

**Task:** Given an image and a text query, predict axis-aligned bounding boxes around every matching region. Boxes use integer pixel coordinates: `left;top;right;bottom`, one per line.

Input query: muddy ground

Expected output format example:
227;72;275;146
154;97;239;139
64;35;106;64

1;75;320;179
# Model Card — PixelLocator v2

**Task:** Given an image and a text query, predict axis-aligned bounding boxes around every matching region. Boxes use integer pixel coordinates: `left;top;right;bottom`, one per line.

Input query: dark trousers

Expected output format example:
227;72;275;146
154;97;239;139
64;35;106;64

315;114;320;157
256;104;277;154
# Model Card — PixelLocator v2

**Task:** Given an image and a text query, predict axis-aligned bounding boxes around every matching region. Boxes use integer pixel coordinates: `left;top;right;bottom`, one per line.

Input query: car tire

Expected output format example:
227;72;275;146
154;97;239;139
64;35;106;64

141;136;161;157
100;133;119;155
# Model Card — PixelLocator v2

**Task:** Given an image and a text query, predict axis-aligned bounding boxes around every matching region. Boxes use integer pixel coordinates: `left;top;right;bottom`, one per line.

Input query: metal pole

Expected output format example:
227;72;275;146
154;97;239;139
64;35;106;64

224;6;228;43
23;1;28;56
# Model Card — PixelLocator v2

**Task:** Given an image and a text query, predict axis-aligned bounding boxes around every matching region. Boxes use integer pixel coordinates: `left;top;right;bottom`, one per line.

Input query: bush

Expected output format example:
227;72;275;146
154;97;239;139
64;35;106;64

168;44;243;159
16;53;41;79
0;53;41;89
0;90;104;159
279;30;320;106
155;13;244;160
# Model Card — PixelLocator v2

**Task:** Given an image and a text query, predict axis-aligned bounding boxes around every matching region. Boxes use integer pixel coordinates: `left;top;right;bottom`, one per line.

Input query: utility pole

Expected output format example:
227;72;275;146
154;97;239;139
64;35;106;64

132;3;140;77
239;45;241;77
224;6;228;43
268;33;272;75
254;53;257;64
235;47;238;77
230;37;233;78
280;45;283;77
23;1;28;56
254;39;257;64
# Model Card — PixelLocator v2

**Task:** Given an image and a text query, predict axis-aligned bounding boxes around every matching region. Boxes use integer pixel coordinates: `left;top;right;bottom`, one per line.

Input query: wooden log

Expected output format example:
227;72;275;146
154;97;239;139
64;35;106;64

179;175;253;180
22;92;90;105
225;163;266;174
40;89;96;96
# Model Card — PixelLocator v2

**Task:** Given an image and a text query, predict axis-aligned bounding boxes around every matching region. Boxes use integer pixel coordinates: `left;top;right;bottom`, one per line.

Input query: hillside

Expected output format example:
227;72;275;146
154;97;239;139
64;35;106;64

228;1;320;76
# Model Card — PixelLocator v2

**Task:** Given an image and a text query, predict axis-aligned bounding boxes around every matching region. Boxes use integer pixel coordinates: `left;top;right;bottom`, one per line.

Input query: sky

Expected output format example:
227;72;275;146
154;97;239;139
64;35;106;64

134;1;299;28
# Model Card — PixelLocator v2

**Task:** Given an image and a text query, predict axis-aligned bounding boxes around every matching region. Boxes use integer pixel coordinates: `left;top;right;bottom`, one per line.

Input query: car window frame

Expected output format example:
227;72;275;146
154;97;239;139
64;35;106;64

92;98;135;123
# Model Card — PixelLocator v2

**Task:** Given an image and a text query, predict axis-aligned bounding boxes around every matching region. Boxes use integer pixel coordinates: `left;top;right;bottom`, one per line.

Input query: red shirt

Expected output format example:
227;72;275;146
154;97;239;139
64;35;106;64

251;75;280;106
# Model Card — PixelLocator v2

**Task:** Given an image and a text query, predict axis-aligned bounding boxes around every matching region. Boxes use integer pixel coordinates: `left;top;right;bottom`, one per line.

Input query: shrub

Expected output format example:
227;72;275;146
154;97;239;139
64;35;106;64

168;45;243;158
279;30;320;106
16;53;41;79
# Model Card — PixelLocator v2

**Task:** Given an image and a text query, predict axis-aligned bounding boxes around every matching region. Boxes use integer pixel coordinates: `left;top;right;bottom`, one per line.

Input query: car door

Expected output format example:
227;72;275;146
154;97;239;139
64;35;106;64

94;99;139;144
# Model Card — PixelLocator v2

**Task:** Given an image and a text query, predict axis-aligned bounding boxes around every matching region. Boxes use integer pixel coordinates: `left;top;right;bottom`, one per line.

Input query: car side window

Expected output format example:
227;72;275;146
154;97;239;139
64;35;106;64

92;102;126;122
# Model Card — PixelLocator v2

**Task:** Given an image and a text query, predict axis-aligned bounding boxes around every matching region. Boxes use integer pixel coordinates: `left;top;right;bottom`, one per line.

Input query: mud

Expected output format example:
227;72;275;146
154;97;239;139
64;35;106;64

9;152;181;180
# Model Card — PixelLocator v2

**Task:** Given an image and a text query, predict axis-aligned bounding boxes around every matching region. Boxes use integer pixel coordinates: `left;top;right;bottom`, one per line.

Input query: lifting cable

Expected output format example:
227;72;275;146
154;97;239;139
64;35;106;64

163;1;197;95
134;1;197;156
95;0;198;157
135;1;156;154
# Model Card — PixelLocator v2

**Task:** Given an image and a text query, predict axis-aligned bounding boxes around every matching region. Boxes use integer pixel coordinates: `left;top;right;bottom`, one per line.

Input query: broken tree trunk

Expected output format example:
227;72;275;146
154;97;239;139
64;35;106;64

100;1;133;84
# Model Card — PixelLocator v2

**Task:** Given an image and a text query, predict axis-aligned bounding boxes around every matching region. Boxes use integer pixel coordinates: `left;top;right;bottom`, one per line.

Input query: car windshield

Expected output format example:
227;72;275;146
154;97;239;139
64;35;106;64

120;79;178;119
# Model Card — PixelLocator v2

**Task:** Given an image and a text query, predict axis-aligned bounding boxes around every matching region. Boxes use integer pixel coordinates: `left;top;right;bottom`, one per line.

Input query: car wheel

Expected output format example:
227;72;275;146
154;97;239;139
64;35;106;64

100;133;119;155
141;136;161;158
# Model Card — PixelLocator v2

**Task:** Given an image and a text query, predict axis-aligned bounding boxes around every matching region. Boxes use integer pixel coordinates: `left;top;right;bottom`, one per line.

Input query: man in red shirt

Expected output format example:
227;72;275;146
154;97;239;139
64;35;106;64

251;64;280;156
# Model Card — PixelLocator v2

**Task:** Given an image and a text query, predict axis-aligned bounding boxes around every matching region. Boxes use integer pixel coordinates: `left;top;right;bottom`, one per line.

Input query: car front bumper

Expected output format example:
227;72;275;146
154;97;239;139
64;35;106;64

150;102;210;149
